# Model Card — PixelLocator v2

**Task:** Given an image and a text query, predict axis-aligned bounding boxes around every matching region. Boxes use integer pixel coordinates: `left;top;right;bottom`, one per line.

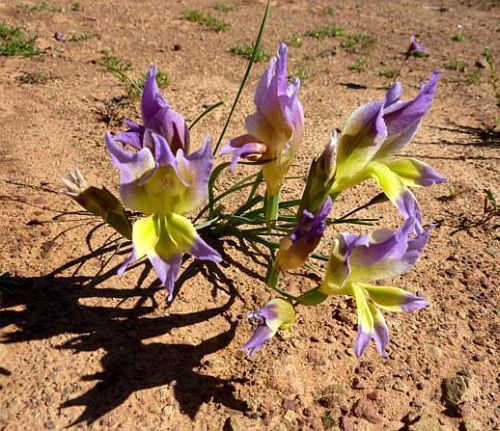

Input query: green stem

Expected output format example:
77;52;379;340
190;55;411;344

264;192;279;228
213;0;272;155
189;101;224;130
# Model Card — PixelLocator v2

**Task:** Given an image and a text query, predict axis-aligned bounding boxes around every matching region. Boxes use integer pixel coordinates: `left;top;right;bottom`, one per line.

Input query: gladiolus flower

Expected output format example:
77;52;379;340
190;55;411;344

241;298;296;356
407;35;428;57
331;71;446;232
115;66;189;155
221;43;304;199
275;196;333;271
319;216;429;357
106;132;221;300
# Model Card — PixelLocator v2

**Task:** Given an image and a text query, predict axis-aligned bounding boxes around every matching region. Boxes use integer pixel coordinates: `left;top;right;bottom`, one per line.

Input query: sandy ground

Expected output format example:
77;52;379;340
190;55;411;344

0;0;499;430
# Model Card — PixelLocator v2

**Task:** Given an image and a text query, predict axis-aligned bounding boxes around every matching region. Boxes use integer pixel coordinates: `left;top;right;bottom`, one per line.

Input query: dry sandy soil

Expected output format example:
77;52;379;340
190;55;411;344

0;0;499;430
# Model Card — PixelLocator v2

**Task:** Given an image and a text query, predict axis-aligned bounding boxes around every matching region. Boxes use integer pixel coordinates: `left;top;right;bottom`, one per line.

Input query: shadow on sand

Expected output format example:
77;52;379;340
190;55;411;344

0;223;256;425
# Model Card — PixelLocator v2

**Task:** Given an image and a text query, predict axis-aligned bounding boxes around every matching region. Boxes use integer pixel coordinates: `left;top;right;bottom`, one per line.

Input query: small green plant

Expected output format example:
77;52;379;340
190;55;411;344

98;51;169;99
304;25;344;39
18;71;55;84
182;9;230;32
294;65;310;83
214;2;232;12
348;58;365;73
70;2;80;11
324;6;336;15
18;1;62;13
0;21;40;57
68;31;94;42
437;187;464;202
484;47;500;107
231;43;270;62
410;50;428;58
341;33;376;53
98;50;132;75
445;59;466;72
285;34;303;48
467;69;481;85
378;69;398;79
452;32;466;42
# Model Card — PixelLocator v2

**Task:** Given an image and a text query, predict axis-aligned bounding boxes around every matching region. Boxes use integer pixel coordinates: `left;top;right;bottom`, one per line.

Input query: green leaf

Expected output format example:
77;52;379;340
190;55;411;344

297;288;328;306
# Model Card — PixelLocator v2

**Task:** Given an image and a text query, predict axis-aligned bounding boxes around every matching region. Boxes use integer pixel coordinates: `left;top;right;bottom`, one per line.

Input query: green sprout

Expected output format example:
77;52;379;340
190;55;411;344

378;69;398;79
285;34;303;48
445;59;466;72
231;43;270;62
183;9;230;32
484;47;500;107
97;50;169;99
68;31;94;42
348;58;366;73
0;21;40;57
324;6;336;15
294;65;310;83
18;71;56;84
98;50;132;75
126;70;170;99
452;32;466;42
214;2;232;12
17;1;63;13
304;25;344;39
467;69;481;85
341;33;376;53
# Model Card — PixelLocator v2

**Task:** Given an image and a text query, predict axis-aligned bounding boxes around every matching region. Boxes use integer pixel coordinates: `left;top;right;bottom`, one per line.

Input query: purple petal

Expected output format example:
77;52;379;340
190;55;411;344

352;216;416;267
252;43;303;144
175;137;214;212
400;294;429;312
376;71;439;158
149;254;182;302
220;134;267;171
400;225;431;268
408;35;427;54
117;248;137;276
241;325;274;356
373;322;389;358
395;191;423;232
276;197;333;271
141;66;190;154
248;306;278;324
418;164;447;187
335;101;388;180
354;329;371;357
190;236;222;263
115;119;145;150
106;132;155;184
385;82;402;107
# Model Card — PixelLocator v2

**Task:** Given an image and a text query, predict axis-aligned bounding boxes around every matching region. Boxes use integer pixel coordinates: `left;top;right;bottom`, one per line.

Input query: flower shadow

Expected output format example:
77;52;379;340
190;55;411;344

0;226;248;425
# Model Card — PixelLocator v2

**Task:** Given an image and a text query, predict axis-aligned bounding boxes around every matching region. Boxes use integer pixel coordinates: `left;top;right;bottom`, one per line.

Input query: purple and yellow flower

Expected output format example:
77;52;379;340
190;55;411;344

319;216;429;357
242;298;296;356
331;71;446;232
407;35;428;57
106;131;221;301
115;66;190;155
221;43;304;202
275;196;333;271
